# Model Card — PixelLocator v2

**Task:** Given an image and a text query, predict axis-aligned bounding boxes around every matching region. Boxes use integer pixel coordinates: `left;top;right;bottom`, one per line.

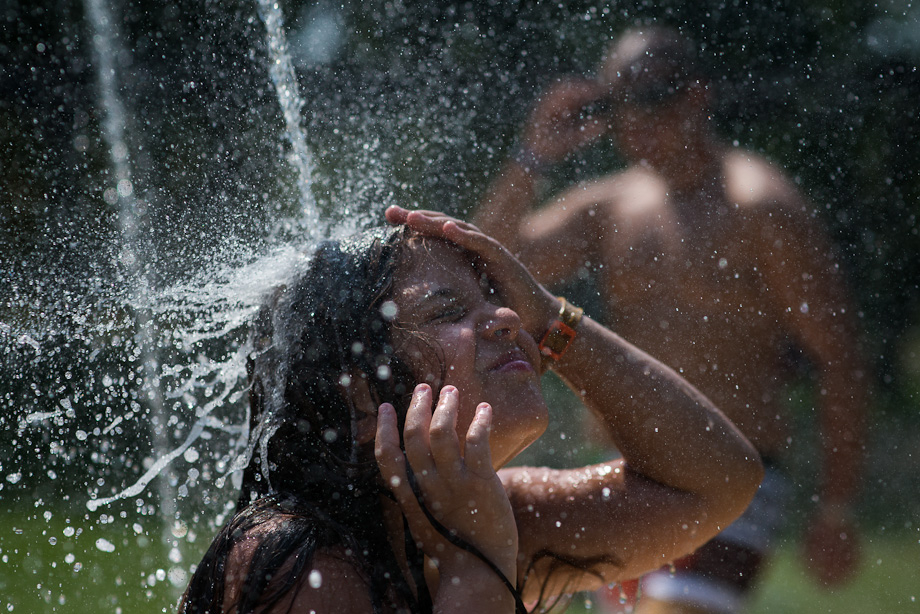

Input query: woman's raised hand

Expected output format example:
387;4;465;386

386;206;558;344
375;384;519;581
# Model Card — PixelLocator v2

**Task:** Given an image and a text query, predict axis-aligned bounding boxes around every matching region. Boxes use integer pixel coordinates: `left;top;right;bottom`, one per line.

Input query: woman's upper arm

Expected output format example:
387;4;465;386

501;462;712;602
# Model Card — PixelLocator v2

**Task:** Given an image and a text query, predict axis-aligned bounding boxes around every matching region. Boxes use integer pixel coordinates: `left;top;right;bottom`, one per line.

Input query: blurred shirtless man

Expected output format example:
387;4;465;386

475;27;869;614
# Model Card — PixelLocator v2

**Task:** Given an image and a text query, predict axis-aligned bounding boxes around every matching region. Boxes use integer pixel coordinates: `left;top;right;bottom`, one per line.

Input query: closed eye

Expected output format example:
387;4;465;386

428;304;466;323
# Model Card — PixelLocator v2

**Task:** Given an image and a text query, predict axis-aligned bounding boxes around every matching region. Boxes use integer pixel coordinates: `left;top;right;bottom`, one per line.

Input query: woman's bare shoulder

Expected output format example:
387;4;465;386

223;516;375;614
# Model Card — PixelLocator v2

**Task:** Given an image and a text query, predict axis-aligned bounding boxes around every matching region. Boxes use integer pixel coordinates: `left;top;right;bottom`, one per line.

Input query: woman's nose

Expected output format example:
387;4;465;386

481;306;522;341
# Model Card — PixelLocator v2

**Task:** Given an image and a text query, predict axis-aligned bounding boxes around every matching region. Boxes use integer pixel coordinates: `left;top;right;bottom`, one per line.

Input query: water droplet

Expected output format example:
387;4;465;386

379;300;398;320
95;538;116;553
308;569;322;588
117;179;133;197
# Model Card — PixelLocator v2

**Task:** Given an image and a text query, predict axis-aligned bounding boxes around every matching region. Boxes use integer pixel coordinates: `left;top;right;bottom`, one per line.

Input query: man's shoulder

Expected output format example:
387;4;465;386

722;152;830;252
723;149;806;212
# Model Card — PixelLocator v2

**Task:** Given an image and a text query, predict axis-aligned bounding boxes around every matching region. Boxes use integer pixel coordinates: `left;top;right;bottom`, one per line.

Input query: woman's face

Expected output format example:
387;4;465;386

389;240;548;468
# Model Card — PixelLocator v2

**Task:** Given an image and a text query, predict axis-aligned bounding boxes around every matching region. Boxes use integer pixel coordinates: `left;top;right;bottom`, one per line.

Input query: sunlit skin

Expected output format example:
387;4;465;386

475;38;870;593
388;240;549;468
252;207;763;614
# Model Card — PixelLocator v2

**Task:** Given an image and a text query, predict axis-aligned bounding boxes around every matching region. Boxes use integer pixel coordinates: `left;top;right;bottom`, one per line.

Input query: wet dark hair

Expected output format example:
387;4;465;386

179;226;525;614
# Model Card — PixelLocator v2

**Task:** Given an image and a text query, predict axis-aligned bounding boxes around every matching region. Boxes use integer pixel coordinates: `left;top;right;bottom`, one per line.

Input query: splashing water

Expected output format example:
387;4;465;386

84;244;313;512
83;0;175;523
1;5;351;588
0;0;520;610
256;0;320;244
77;0;336;515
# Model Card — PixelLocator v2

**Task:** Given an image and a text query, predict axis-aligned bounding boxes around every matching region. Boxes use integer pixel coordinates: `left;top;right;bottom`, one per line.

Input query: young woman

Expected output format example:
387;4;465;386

179;206;762;614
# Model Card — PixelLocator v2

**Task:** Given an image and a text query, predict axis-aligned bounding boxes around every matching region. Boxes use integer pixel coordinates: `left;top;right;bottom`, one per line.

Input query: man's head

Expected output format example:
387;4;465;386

597;27;712;166
598;26;706;105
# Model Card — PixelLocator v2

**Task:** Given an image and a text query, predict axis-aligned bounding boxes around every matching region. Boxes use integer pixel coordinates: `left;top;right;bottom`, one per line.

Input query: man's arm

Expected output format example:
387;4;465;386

757;205;870;586
474;79;608;285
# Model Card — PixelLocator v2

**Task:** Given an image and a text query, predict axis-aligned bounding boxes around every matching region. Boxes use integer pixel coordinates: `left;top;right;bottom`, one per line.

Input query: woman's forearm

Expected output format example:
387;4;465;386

552;314;763;506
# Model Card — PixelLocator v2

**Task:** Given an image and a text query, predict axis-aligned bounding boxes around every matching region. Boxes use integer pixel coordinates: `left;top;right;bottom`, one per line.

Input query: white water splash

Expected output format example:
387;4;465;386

256;0;320;240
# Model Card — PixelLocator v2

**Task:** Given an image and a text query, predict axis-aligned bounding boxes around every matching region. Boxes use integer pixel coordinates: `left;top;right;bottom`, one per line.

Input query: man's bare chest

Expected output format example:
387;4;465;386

599;226;772;323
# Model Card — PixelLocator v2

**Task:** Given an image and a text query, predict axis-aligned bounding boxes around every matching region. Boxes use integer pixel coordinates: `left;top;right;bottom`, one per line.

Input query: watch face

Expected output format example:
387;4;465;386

539;320;577;360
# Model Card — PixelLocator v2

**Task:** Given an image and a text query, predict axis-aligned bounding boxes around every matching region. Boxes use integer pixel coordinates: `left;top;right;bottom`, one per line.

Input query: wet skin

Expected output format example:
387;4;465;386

389;240;548;468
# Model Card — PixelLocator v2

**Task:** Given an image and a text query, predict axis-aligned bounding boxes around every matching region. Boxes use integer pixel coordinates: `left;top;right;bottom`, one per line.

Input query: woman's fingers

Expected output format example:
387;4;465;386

388;206;504;261
403;384;436;478
441;220;504;257
387;206;485;239
429;386;463;475
377;389;516;570
389;206;556;334
374;404;416;506
464;403;494;476
384;204;409;225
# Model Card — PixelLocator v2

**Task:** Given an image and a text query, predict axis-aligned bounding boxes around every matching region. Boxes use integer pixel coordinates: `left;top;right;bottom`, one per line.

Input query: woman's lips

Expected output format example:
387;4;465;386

490;350;535;373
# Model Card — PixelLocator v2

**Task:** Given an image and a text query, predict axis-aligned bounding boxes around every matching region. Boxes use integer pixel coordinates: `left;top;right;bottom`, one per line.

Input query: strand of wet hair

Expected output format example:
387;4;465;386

404;462;528;614
404;515;434;612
